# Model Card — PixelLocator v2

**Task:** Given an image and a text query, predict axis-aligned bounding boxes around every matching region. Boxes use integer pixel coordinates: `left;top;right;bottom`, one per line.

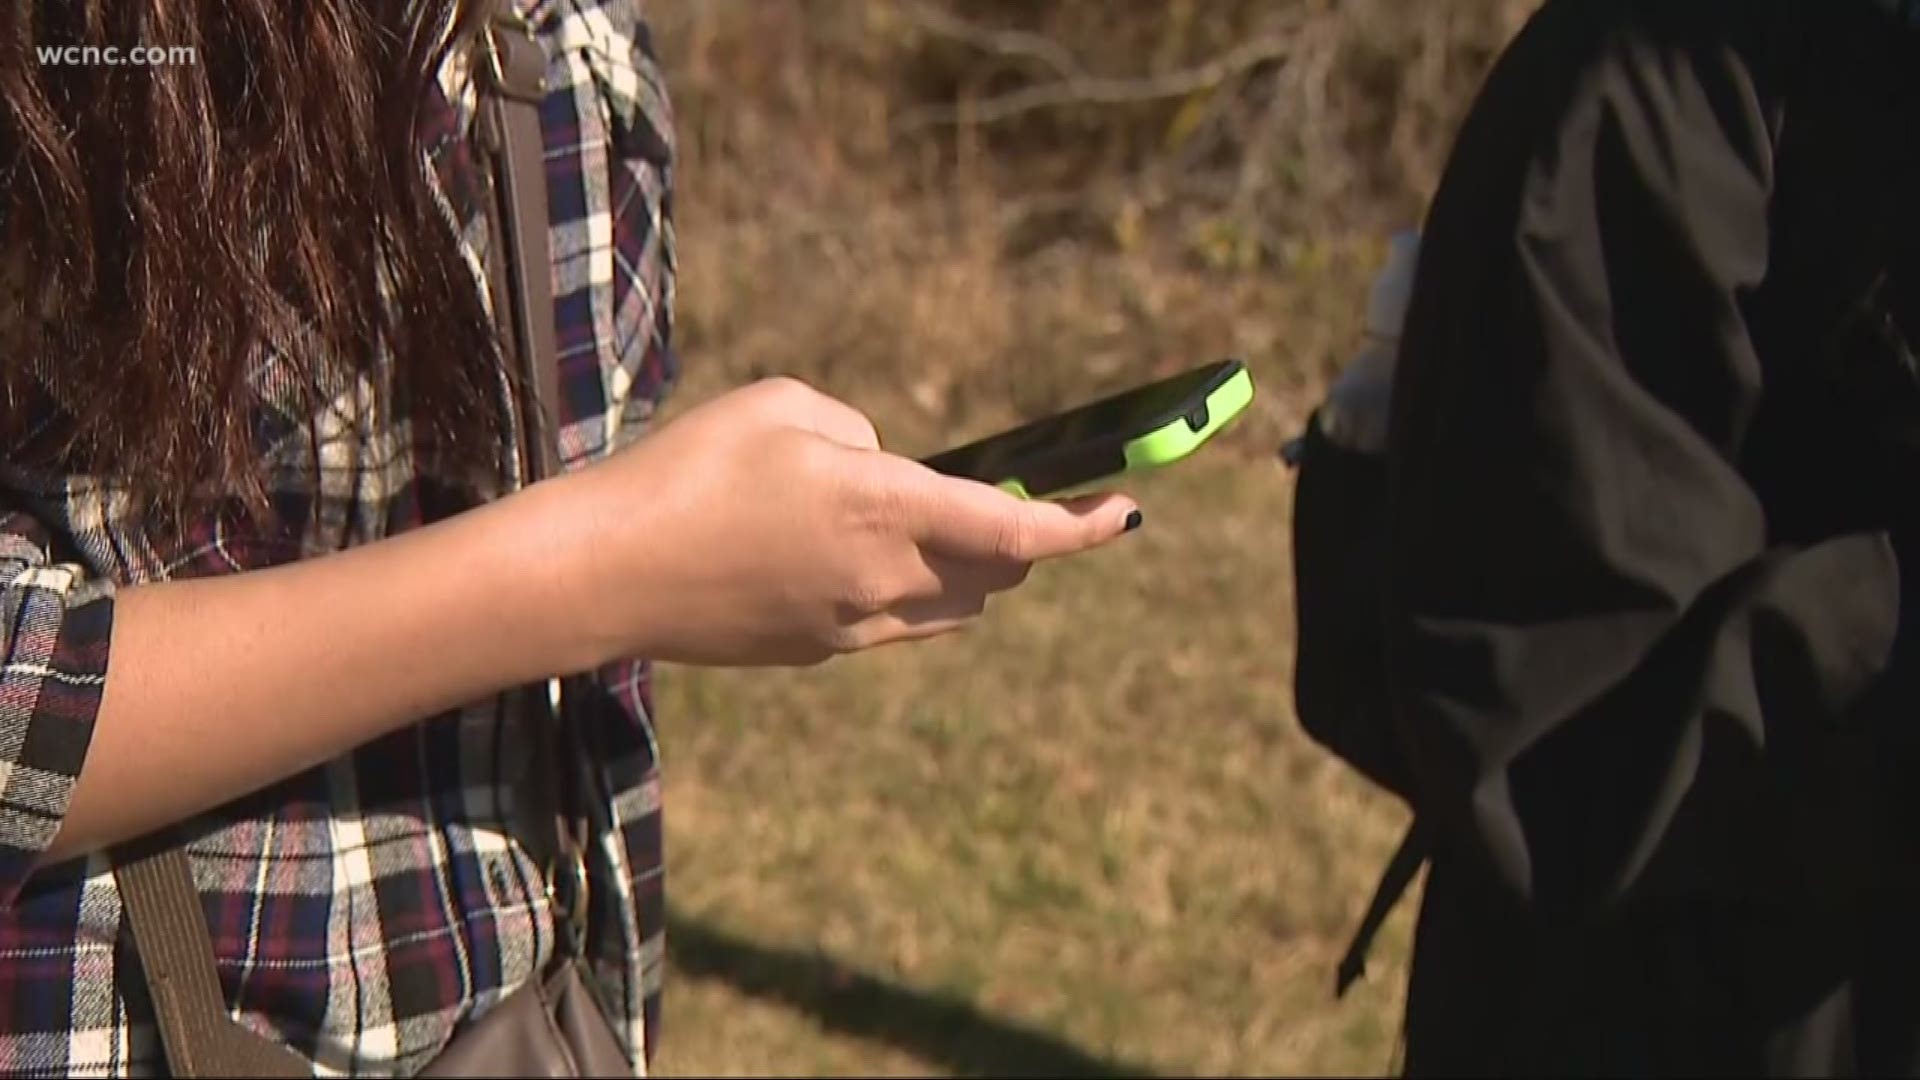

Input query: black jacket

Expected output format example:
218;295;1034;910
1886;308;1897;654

1385;0;1920;1074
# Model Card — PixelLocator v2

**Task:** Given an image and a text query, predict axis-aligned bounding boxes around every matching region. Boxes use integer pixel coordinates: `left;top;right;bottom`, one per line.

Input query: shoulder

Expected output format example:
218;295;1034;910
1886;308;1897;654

510;0;682;454
522;0;675;168
425;1;676;199
1440;0;1797;201
1405;0;1798;327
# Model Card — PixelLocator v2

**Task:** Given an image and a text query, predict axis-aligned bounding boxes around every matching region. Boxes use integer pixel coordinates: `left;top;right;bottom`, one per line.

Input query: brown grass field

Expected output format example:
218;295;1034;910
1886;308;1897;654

642;3;1535;1074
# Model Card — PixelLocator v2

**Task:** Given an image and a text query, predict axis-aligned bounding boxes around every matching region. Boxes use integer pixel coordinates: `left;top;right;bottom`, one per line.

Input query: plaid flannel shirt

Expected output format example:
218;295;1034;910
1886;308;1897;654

0;0;676;1075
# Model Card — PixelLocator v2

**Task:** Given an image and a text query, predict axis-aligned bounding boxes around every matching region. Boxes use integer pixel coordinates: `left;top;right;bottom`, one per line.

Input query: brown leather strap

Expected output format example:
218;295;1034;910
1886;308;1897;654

116;848;309;1077
473;2;596;960
114;4;582;1076
477;3;561;480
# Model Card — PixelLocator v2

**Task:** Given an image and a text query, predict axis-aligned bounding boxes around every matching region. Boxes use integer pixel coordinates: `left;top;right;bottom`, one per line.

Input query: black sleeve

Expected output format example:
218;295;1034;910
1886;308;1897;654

1385;0;1906;918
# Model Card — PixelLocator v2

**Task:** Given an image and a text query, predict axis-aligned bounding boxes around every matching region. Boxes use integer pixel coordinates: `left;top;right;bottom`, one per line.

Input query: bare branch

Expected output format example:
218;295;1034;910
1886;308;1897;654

889;0;1085;84
906;47;1295;130
896;34;1296;130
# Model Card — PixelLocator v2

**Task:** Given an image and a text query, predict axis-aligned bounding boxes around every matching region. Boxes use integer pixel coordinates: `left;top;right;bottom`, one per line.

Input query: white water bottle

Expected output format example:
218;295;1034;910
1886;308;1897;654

1316;229;1421;455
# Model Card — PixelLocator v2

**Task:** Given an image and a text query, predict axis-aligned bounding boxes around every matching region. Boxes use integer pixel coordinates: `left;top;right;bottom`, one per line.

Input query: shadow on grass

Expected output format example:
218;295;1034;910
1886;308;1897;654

665;907;1162;1078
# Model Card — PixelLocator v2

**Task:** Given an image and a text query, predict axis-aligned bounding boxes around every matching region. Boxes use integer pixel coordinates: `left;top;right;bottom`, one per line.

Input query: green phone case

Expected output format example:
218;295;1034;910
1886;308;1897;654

996;364;1255;500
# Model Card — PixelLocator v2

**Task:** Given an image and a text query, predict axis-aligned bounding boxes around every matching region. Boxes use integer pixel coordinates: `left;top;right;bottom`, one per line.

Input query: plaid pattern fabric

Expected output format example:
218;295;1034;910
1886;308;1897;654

0;0;676;1075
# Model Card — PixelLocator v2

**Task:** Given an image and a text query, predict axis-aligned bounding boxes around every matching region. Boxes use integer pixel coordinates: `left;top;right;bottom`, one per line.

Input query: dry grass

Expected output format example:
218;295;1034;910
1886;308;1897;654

642;2;1535;1074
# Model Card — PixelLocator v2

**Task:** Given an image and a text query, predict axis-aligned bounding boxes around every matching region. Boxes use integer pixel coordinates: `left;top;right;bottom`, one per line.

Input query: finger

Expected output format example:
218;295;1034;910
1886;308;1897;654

892;589;990;629
900;468;1141;562
842;552;1027;621
921;553;1031;598
838;591;993;651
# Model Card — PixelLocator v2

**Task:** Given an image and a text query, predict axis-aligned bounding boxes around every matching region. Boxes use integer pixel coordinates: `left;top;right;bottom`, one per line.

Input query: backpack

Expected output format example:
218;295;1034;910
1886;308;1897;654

1283;231;1430;997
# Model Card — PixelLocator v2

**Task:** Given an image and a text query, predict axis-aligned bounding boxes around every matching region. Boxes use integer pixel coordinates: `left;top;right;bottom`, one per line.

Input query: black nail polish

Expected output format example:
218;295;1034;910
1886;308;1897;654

1124;509;1144;533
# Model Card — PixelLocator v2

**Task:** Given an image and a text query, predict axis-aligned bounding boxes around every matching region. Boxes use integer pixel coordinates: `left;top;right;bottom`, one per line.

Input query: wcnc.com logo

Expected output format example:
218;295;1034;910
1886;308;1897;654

36;44;198;67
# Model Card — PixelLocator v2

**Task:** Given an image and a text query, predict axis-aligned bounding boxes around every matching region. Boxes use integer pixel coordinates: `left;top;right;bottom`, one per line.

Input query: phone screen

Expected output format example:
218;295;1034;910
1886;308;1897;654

921;360;1238;490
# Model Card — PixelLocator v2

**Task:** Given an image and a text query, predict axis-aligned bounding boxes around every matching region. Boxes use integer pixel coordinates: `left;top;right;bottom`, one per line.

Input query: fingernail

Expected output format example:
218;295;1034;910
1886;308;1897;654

1123;509;1144;533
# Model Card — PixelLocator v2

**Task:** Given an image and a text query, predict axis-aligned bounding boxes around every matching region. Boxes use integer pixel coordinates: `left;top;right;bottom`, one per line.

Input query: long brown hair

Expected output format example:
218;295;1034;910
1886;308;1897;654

0;0;505;528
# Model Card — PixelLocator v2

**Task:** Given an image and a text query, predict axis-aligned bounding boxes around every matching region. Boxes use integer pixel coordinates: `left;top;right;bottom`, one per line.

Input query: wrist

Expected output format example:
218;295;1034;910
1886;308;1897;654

495;468;664;676
484;474;613;676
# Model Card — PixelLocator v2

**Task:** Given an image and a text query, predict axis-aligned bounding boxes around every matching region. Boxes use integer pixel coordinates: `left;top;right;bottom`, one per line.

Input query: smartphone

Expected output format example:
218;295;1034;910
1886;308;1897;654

919;359;1255;499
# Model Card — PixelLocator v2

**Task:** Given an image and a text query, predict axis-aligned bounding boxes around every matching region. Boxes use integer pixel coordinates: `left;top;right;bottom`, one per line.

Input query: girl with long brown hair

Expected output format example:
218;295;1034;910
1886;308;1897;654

0;1;1139;1074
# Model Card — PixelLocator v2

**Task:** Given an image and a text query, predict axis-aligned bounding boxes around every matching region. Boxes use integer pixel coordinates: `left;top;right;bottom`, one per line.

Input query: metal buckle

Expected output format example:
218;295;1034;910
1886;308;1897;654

541;677;592;951
479;7;550;103
546;833;592;952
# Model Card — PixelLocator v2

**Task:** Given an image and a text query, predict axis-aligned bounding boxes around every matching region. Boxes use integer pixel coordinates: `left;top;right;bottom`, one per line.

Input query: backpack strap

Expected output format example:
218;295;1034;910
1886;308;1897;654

113;5;580;1075
1334;819;1428;998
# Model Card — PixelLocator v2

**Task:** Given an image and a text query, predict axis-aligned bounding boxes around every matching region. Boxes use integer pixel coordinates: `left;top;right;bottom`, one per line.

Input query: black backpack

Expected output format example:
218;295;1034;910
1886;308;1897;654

1283;328;1429;998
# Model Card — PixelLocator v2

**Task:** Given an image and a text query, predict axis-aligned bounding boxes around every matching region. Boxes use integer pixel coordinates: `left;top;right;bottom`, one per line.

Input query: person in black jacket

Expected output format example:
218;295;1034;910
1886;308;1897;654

1382;0;1920;1074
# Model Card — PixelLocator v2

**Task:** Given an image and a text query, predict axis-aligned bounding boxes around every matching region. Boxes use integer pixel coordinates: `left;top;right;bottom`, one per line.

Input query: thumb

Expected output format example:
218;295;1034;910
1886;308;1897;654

906;469;1140;562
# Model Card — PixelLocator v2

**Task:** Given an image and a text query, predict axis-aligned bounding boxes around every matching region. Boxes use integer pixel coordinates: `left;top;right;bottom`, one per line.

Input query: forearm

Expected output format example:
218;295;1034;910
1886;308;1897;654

48;476;601;863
